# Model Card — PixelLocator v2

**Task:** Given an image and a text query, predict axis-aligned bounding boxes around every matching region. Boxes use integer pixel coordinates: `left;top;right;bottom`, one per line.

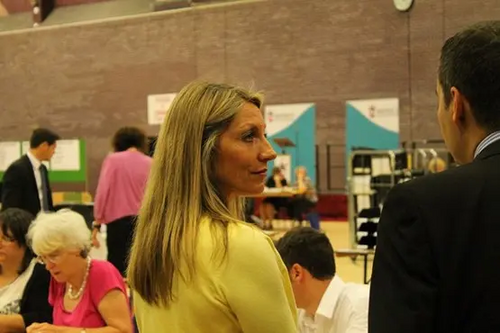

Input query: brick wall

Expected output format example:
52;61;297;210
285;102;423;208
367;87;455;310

0;0;111;13
0;0;30;13
1;0;500;193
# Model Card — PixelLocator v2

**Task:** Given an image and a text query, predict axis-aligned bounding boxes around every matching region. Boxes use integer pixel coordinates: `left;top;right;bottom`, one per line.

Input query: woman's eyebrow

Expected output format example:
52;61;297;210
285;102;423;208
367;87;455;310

238;122;266;131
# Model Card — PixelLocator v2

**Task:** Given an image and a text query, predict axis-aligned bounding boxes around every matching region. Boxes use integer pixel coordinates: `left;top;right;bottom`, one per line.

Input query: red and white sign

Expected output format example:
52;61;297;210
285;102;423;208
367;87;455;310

147;93;177;125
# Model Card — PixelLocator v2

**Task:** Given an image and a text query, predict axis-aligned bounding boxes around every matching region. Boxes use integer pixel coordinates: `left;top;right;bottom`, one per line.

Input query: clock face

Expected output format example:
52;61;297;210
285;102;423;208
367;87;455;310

393;0;414;11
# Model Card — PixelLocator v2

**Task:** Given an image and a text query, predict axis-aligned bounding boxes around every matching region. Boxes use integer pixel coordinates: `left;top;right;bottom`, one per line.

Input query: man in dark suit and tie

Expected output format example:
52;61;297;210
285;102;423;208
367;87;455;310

369;21;500;333
1;128;60;216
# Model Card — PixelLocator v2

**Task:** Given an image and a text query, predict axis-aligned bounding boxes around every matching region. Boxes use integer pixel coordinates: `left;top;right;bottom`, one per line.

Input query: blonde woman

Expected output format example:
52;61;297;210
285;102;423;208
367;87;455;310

290;166;320;230
128;82;298;332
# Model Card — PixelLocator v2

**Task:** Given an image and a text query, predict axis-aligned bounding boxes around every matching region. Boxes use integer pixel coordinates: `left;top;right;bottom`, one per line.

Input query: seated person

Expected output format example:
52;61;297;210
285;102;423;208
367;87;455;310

260;167;289;229
275;227;369;333
26;209;132;333
0;208;52;333
289;166;320;230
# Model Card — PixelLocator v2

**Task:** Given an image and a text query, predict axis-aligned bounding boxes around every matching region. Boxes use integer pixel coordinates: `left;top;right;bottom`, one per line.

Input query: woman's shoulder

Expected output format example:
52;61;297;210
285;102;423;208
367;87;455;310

89;259;123;284
23;263;51;303
88;260;126;293
31;263;51;281
227;222;274;253
199;217;272;252
90;259;121;276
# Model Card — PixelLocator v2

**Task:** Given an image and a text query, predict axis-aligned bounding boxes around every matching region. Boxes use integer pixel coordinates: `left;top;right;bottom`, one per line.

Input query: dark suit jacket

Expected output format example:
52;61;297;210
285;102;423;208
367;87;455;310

0;155;53;216
20;263;53;326
369;140;500;333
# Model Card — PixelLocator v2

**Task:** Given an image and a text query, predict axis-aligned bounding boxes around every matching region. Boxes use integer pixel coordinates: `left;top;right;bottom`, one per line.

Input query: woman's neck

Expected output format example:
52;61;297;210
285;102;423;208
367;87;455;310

67;258;89;290
0;263;20;285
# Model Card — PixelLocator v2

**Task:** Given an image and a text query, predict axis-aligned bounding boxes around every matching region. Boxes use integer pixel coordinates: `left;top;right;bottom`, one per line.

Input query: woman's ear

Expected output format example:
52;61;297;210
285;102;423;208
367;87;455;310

80;248;89;258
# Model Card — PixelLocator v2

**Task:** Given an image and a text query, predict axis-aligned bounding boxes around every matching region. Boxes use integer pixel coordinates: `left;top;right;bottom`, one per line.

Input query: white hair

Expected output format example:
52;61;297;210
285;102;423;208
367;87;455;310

28;209;91;256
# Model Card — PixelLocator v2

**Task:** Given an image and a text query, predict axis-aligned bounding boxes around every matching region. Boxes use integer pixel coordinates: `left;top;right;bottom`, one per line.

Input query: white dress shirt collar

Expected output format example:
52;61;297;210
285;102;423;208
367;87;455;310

474;130;500;159
26;151;42;170
315;275;344;320
299;275;370;333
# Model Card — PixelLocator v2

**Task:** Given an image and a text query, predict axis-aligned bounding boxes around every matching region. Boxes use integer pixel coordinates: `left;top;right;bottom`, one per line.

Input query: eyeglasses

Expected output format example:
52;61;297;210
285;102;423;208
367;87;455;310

36;252;62;265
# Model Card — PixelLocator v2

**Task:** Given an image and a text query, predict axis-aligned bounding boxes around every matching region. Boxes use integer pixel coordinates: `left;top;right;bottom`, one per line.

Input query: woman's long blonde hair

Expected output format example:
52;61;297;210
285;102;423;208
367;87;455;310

127;81;263;307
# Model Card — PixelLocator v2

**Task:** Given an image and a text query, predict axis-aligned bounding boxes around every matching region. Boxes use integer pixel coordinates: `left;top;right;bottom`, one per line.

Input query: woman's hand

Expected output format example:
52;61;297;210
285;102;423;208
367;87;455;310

26;322;66;333
91;228;101;248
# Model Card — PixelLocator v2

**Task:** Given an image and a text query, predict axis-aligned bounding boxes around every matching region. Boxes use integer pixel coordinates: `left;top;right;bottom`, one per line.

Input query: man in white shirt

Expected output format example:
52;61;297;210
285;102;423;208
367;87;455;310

276;227;369;333
1;128;60;216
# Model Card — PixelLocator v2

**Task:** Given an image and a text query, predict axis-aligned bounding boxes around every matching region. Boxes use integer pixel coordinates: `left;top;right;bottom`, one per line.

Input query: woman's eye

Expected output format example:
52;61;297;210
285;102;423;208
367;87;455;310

243;132;256;142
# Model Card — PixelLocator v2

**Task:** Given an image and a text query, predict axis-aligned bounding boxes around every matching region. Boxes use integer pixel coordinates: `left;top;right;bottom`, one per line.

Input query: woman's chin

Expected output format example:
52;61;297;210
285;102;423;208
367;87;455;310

247;184;265;195
51;273;66;283
232;183;265;197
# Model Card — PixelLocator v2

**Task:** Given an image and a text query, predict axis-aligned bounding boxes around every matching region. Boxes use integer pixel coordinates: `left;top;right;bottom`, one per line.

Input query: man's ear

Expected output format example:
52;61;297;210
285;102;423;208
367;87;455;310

450;87;468;129
290;263;303;282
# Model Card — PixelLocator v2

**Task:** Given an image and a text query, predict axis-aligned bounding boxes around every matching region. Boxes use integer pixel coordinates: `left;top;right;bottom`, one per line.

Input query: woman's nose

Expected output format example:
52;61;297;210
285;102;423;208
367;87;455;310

259;139;277;161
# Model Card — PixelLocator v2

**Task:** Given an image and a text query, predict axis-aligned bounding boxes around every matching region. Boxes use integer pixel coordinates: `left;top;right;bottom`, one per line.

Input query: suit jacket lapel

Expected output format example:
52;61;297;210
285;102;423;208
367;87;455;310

21;155;39;196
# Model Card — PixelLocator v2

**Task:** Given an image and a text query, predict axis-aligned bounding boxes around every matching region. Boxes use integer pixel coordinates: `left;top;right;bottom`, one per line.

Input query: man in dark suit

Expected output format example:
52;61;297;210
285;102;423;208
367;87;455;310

369;21;500;333
1;128;60;216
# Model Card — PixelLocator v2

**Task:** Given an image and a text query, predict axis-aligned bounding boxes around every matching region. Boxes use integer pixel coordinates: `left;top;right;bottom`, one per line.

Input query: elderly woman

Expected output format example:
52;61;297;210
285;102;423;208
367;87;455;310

128;82;297;332
93;126;152;276
0;208;52;332
26;209;132;333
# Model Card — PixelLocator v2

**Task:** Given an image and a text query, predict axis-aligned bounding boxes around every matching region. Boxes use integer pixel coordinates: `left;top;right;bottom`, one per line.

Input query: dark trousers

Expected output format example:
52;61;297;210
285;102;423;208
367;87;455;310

288;197;321;230
106;215;136;276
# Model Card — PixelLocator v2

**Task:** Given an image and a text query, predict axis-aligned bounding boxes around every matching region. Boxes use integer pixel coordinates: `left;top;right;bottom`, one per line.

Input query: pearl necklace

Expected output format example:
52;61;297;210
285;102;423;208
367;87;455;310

67;257;91;300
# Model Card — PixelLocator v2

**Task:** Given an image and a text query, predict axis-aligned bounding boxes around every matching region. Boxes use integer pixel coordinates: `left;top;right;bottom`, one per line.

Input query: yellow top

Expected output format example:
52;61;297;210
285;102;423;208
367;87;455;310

133;217;298;333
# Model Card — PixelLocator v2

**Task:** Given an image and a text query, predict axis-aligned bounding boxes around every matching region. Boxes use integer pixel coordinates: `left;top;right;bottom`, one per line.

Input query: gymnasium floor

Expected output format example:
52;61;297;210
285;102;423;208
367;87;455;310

90;221;372;285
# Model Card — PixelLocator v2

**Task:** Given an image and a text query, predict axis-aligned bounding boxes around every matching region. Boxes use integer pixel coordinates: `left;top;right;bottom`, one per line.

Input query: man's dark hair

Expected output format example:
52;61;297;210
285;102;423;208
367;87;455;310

30;128;60;148
112;127;147;153
0;208;35;274
275;227;336;280
438;21;500;131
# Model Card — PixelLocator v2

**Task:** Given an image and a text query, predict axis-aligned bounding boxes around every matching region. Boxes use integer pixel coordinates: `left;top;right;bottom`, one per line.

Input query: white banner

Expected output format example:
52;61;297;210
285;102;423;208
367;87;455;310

265;103;314;136
346;98;399;133
0;142;21;172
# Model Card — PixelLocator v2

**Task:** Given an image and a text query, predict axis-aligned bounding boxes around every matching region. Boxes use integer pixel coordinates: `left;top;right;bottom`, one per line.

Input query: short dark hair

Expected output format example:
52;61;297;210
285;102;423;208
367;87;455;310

112;127;147;153
438;21;500;131
275;227;336;280
0;208;35;274
30;128;60;148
